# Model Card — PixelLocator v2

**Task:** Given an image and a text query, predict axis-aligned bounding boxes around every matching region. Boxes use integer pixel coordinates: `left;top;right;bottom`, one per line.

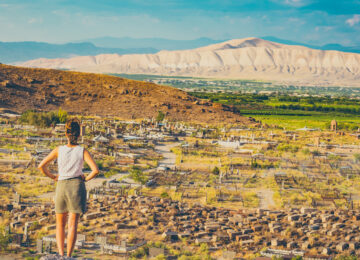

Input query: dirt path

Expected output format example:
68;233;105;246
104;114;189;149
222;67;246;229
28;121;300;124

257;189;276;209
154;142;178;167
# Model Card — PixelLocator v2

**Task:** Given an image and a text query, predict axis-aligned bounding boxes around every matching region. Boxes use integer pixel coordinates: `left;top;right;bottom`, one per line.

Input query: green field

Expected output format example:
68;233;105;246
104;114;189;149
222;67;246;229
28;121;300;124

110;73;360;130
189;92;360;130
244;112;360;130
111;73;360;97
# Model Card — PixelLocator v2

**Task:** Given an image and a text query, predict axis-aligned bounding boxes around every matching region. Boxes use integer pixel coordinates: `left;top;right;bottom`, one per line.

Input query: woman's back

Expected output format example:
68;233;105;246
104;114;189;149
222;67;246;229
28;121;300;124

58;145;84;180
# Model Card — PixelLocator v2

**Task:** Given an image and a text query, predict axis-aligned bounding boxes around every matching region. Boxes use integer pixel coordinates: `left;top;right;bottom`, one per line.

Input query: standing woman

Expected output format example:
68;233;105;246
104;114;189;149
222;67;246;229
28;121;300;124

38;118;99;257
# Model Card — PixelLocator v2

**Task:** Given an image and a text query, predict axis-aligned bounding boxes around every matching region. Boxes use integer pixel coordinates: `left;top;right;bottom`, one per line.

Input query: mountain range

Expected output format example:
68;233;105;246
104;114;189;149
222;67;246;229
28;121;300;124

80;36;223;51
20;37;360;87
0;41;156;63
2;36;360;64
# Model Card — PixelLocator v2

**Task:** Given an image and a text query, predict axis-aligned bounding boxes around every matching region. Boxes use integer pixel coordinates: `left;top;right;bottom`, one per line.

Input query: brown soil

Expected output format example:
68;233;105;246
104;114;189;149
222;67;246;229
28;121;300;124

0;64;251;124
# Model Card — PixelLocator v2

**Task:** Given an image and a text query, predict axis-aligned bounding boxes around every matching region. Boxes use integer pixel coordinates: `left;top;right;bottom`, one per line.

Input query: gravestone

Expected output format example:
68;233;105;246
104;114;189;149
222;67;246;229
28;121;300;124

5;225;10;234
24;222;31;243
95;235;107;245
331;120;337;131
77;234;86;242
36;239;43;253
14;193;21;204
44;240;52;253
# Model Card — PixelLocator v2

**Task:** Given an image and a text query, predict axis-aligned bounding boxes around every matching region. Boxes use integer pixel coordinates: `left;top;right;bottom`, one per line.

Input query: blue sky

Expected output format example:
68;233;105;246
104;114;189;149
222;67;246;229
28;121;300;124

0;0;359;46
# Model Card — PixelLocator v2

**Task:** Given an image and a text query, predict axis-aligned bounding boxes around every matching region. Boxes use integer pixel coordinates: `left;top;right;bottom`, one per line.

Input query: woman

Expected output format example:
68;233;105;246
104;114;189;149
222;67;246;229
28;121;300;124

38;118;99;257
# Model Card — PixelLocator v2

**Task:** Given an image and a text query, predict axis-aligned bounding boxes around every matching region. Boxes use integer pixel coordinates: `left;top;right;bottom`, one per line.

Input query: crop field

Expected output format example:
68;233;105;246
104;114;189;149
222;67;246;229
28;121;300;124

189;92;360;130
112;73;360;96
111;74;360;130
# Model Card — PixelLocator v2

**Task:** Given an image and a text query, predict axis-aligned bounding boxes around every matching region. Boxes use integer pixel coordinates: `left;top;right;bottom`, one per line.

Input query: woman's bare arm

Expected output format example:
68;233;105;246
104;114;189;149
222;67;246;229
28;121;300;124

83;149;99;182
38;147;59;181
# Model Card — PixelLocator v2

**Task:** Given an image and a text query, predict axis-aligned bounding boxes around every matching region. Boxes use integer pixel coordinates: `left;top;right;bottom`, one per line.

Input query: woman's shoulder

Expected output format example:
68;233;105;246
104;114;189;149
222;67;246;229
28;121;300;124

76;145;85;153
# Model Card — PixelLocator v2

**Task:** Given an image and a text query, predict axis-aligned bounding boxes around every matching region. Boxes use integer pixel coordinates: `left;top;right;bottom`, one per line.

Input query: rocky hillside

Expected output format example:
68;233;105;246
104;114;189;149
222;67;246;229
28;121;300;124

20;37;360;87
0;64;251;124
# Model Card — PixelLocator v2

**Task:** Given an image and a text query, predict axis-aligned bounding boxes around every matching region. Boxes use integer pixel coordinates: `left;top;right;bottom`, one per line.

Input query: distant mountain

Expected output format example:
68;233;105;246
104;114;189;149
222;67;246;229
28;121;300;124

81;36;225;50
3;36;359;65
21;37;360;87
262;36;360;54
0;41;157;63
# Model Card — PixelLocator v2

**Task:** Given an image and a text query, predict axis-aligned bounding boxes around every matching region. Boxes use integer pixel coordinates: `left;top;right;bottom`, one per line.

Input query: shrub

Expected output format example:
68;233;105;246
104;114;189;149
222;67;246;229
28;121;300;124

20;108;68;128
0;225;11;252
354;153;360;162
104;169;117;178
156;111;165;122
129;166;147;185
160;192;169;198
212;166;220;175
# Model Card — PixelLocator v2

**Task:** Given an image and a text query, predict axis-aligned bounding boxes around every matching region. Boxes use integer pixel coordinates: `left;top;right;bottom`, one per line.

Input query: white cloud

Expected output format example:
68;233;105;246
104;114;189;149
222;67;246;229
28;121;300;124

315;26;333;32
283;0;310;7
28;17;43;24
346;14;360;27
287;17;305;25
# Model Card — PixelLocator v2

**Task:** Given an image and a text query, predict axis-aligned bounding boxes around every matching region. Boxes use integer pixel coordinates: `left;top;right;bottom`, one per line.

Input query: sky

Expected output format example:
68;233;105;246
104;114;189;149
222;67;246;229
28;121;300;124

0;0;359;46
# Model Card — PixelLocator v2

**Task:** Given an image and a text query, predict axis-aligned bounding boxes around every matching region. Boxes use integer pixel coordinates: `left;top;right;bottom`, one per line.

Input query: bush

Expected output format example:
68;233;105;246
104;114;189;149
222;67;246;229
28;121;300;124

277;143;299;153
0;225;11;252
20;108;68;128
212;166;220;175
155;254;166;260
104;169;118;178
160;192;169;198
156;111;165;122
354;153;360;162
129;166;147;185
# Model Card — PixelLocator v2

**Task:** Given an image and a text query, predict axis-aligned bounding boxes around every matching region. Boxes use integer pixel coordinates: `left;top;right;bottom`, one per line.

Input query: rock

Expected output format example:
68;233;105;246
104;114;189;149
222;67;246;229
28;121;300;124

40;255;77;260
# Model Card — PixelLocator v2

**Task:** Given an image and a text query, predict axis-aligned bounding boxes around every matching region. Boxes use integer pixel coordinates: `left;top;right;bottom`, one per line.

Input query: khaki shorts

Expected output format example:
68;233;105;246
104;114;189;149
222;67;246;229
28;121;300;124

55;177;87;214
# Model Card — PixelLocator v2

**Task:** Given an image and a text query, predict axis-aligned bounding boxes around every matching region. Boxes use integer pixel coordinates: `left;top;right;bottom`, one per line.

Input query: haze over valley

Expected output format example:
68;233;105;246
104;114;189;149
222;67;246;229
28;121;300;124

20;38;360;87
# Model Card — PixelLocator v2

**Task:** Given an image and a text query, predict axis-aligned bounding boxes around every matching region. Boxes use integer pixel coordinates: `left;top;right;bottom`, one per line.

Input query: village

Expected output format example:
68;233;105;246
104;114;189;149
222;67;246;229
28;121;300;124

1;110;360;259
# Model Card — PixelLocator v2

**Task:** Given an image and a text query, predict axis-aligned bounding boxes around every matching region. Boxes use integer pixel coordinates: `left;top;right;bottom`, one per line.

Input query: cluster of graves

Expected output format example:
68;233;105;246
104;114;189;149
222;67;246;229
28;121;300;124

5;188;360;258
2;114;360;258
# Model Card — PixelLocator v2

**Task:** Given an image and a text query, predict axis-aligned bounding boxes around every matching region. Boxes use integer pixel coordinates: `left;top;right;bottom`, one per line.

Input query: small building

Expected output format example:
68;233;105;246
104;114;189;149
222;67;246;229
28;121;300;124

92;135;109;143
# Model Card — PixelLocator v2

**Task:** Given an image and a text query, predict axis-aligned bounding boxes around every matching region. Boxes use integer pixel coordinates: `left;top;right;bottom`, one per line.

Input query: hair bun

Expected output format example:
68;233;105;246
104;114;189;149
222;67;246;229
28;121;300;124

65;118;81;145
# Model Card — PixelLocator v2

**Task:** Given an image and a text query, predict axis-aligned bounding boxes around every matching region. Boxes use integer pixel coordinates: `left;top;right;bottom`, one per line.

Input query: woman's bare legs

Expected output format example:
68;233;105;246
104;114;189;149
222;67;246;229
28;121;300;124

56;213;68;256
67;213;80;257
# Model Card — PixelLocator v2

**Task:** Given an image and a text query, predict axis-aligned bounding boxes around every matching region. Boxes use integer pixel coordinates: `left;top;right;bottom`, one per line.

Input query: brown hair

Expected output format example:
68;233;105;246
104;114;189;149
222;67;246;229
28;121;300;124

65;118;80;145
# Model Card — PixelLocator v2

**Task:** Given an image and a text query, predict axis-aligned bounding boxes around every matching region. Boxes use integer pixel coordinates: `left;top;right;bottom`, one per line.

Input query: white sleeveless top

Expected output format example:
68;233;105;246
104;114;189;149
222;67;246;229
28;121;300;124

57;145;84;180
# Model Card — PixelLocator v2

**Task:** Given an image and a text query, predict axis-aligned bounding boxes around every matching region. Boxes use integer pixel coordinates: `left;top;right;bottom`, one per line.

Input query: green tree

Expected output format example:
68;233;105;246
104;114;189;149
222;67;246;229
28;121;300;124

156;111;165;122
199;243;208;254
19;109;68;128
212;166;220;175
155;254;166;260
129;166;147;185
58;108;68;123
0;226;11;252
354;153;360;163
160;192;169;198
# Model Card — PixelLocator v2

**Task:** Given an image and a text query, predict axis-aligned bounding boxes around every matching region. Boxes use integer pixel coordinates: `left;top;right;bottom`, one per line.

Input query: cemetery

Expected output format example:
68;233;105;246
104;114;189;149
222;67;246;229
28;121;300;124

1;112;360;259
